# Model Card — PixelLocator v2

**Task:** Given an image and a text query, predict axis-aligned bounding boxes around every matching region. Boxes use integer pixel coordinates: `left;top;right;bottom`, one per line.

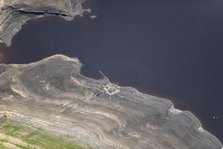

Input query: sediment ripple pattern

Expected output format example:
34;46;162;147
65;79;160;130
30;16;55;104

0;55;222;149
0;0;86;46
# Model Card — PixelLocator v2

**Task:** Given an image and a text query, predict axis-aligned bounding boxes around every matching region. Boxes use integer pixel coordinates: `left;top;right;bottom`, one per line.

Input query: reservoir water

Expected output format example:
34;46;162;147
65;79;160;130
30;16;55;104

0;0;223;142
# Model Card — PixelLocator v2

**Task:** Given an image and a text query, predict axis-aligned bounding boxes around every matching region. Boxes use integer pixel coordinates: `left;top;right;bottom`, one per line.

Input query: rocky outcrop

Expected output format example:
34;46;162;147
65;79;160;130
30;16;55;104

0;54;222;149
0;0;88;46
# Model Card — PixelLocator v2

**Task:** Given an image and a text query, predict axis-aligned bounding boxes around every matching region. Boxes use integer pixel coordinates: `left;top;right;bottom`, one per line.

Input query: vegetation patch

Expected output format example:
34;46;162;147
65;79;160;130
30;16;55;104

0;120;83;149
1;122;22;136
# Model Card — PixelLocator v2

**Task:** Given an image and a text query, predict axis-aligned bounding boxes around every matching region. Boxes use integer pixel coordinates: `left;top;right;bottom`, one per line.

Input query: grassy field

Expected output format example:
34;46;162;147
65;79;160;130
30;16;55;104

0;120;84;149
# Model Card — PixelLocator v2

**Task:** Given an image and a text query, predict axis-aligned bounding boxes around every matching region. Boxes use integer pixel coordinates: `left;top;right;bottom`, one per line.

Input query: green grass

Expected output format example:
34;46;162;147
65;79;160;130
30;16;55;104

1;122;22;136
13;144;30;149
24;131;82;149
0;121;83;149
0;143;6;149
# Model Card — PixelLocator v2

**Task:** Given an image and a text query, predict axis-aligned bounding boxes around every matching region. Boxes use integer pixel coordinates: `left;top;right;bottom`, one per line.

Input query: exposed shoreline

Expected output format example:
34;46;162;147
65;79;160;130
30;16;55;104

0;0;89;47
0;54;222;149
0;0;222;148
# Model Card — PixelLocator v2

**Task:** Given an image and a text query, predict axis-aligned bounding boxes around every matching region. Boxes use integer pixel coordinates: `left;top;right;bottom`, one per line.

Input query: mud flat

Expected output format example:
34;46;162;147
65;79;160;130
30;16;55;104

0;0;88;46
0;54;221;149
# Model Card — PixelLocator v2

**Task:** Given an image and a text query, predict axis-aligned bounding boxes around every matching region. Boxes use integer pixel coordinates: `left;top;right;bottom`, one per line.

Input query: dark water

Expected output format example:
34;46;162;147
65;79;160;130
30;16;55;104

0;0;223;142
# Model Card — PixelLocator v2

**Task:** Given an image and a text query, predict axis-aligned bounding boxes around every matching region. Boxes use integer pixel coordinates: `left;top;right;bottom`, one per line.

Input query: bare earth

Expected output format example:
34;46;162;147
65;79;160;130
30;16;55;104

0;0;222;148
0;0;88;46
0;55;222;149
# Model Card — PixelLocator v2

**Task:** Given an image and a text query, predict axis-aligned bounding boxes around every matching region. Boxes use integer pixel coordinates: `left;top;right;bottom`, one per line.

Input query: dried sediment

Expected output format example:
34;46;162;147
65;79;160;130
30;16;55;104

0;0;87;46
0;54;222;149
